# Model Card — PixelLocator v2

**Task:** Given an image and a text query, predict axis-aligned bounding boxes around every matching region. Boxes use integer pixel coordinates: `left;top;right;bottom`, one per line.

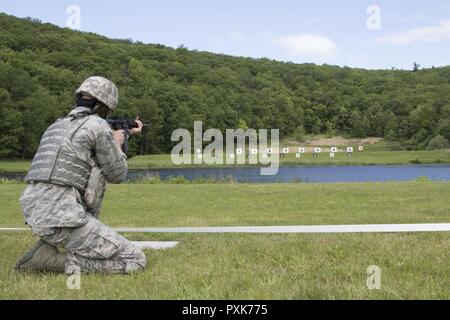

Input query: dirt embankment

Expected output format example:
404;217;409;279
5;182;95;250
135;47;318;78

309;137;383;146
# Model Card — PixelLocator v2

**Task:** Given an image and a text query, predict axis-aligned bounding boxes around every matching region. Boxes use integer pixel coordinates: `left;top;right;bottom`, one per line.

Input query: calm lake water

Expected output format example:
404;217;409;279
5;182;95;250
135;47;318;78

3;165;450;183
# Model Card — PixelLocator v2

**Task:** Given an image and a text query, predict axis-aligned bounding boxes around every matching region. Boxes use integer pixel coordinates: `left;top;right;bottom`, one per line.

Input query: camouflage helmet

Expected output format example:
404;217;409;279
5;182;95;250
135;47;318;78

75;76;119;111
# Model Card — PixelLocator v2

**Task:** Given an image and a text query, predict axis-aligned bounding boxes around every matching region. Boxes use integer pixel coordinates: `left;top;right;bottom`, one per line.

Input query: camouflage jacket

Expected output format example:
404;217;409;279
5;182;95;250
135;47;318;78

20;107;127;228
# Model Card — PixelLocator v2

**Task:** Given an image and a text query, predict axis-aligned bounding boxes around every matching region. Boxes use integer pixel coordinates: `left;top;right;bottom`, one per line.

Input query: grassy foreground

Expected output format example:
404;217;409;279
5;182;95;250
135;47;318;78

0;182;449;299
1;149;450;172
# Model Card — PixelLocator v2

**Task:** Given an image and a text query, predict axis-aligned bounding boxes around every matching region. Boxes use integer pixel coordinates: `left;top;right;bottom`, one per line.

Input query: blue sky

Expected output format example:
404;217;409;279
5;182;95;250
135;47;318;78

2;0;450;69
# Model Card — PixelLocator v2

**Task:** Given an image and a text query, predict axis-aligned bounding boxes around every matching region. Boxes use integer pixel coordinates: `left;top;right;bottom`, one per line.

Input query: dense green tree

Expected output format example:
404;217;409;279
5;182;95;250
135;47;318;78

0;89;22;157
0;13;449;157
427;135;449;150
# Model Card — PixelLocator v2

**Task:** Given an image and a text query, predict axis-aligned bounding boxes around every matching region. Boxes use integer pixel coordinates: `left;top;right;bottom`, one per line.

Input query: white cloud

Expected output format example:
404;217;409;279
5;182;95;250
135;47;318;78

211;31;246;46
228;31;245;44
275;33;337;58
260;32;274;40
394;17;407;24
394;14;425;24
275;9;294;18
376;20;450;45
302;18;322;25
411;14;426;21
211;35;224;46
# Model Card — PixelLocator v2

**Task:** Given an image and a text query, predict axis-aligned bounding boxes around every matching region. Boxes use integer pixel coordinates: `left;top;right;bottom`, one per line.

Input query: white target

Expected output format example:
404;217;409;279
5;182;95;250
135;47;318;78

236;148;243;155
298;148;305;153
314;147;322;153
347;147;354;153
331;147;338;153
283;148;289;154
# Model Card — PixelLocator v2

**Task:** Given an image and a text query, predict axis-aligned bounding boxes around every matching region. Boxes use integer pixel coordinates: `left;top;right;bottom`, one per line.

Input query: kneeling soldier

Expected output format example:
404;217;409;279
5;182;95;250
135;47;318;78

16;76;146;274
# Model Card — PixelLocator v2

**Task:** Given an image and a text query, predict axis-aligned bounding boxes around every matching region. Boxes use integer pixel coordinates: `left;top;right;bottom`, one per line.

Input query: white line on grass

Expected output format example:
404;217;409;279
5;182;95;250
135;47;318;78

1;223;450;234
0;228;179;249
131;241;179;249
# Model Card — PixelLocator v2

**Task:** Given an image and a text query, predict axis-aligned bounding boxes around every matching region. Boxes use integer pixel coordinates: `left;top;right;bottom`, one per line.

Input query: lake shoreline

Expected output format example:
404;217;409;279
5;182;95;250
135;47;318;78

2;161;450;174
3;164;450;183
1;157;450;173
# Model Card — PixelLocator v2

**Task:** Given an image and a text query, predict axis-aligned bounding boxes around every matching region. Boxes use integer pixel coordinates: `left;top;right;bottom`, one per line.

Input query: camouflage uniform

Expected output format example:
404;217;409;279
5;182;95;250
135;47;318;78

17;77;146;274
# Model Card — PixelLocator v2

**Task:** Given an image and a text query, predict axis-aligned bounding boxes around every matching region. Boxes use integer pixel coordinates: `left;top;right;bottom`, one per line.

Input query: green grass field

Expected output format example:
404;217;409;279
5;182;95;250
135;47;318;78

1;149;450;172
0;182;449;299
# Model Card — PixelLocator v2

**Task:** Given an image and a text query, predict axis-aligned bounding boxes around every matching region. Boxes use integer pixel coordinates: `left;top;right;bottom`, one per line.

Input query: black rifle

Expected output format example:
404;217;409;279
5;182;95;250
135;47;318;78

106;117;148;154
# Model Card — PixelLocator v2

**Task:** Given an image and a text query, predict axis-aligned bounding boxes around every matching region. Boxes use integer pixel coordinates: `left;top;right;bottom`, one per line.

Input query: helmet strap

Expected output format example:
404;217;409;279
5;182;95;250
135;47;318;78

93;104;110;119
75;95;110;119
76;95;98;109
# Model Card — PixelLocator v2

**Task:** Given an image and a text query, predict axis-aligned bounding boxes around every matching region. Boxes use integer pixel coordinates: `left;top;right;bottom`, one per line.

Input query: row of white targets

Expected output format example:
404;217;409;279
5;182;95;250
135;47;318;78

194;146;364;159
282;146;364;158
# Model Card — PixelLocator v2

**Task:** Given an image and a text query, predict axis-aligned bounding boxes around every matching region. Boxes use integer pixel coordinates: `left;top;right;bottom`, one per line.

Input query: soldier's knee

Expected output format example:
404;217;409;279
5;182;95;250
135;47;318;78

125;249;147;274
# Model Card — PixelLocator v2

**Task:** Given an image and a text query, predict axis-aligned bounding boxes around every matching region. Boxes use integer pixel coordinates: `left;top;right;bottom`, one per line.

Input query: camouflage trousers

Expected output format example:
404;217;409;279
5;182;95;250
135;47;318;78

30;216;147;274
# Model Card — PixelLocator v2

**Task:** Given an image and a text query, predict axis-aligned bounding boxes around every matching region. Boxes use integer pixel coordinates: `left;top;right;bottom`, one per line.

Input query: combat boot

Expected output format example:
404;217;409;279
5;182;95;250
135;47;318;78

15;240;67;273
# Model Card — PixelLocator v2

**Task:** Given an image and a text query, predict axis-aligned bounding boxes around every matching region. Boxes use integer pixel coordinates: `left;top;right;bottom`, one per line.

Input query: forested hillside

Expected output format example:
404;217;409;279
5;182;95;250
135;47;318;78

0;13;449;158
